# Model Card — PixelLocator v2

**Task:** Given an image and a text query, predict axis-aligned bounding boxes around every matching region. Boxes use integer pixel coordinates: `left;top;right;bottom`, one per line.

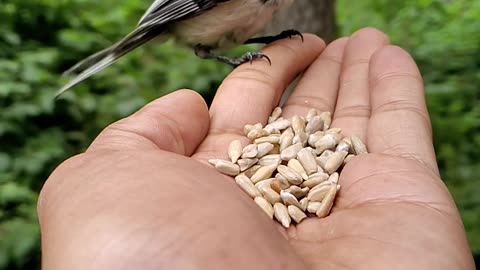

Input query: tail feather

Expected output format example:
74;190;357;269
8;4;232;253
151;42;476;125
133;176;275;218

56;31;159;98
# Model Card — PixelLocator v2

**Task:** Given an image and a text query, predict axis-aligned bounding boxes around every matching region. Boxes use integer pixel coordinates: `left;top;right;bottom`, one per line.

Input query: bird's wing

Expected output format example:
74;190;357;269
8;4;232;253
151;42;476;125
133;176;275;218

57;0;224;97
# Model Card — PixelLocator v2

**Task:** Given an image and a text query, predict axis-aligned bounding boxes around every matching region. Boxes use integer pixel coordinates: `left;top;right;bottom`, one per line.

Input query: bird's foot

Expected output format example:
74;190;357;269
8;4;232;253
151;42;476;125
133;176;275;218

194;45;271;67
244;29;304;44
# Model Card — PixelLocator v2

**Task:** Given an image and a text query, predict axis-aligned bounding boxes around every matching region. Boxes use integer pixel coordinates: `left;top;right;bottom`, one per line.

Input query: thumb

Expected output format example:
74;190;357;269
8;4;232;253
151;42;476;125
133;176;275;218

87;89;210;156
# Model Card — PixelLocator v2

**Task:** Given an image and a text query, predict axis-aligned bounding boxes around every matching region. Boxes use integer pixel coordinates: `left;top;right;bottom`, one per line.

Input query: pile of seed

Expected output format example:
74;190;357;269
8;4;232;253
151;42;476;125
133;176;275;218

209;107;367;228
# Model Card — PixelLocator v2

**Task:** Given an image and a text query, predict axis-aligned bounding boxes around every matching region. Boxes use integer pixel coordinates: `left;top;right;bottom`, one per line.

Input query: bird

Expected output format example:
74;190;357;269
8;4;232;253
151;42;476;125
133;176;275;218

56;0;302;97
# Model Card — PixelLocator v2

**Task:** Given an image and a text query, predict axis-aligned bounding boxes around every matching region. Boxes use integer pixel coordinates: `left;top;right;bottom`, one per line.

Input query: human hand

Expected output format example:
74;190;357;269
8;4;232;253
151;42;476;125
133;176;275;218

38;28;475;269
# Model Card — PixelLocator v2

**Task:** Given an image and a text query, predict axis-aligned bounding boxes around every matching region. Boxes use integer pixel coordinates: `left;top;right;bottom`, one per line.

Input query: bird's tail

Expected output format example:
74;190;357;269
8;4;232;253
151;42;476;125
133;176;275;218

56;29;160;98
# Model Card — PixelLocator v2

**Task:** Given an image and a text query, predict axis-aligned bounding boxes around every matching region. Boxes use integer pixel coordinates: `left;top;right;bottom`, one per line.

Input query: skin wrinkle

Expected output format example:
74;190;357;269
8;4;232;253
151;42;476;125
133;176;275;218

284;95;335;113
332;104;371;119
369;71;423;88
372;100;432;133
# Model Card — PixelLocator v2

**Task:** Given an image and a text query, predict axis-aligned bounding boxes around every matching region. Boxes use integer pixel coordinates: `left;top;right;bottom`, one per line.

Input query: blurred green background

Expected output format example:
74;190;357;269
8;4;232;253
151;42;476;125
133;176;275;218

0;0;478;268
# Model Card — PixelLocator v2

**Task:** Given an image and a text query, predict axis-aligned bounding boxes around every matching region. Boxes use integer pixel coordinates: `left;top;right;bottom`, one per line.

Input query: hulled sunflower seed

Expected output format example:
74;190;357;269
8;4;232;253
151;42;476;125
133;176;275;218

297;148;318;175
308;131;325;147
287;159;309;180
254;196;274;219
279;128;294;151
292;131;308;146
280;142;303;160
268;107;283;123
247;128;269;140
280;190;302;209
319;112;332;130
307;183;332;202
284;185;309;198
301;172;329;188
238;158;258;171
328;172;339;184
324;150;348;174
250;163;278;183
316;185;337;218
351;135;368;155
288;205;307;223
274;203;291;228
316;150;334;170
268;118;291;130
305;115;324;134
336;137;352;153
257;179;281;204
343;154;355;165
270;180;283;193
242;144;258;159
258;154;281;166
277;165;303;185
307;202;322;213
306;108;318;121
215;160;240;176
256;142;274;158
315;133;340;154
228;140;243;163
274;173;291;189
299;197;309;212
254;134;280;144
235;175;261;198
243;165;261;178
291;115;306;135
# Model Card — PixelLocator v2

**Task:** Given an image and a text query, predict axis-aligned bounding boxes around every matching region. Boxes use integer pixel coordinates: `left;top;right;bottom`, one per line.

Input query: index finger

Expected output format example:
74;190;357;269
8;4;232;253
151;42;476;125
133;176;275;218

209;34;326;134
368;45;439;174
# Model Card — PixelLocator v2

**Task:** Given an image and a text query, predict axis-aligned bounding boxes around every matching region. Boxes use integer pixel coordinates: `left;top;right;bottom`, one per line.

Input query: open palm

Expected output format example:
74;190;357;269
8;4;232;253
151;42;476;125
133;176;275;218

38;28;474;269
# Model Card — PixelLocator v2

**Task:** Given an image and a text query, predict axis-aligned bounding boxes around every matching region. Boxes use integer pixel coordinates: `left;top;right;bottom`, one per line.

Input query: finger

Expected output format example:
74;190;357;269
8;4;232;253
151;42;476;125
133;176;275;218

282;37;349;117
368;45;439;174
209;34;326;133
87;90;210;156
332;28;390;140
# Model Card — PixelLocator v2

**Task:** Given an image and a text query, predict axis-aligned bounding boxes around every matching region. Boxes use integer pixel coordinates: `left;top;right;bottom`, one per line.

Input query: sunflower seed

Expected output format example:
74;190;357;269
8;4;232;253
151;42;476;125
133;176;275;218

257;179;281;204
258;154;282;166
280;190;302;209
215;160;240;176
280;142;303;160
351;135;368;155
241;144;258;159
254;134;280;144
250;163;278;183
319;112;332;130
307;183;332;202
268;107;283;123
274;203;291;228
237;158;258;171
324;150;348;174
268;118;291;130
277;165;303;185
308;131;325;147
284;185;309;198
343;154;355;165
256;142;275;158
301;172;329;188
316;185;337;218
247;128;269;140
336;137;352;153
235;175;261;198
299;197;309;212
274;173;291;189
306;108;318;122
315;133;340;154
279;128;294;151
305;115;324;134
328;172;339;184
287;159;309;180
270;180;283;193
227;140;243;163
288;205;307;223
243;165;261;178
254;196;274;219
291;115;306;135
316;150;334;170
297;148;318;175
307;202;322;213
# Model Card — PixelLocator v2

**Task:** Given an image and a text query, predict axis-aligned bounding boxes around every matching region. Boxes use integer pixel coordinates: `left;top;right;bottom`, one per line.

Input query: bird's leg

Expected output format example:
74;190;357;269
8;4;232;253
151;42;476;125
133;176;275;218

194;44;271;67
244;29;304;44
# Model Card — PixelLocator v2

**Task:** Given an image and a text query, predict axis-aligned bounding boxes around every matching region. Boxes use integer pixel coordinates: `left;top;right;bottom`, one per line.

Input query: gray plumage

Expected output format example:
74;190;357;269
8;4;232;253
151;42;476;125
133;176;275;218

57;0;294;97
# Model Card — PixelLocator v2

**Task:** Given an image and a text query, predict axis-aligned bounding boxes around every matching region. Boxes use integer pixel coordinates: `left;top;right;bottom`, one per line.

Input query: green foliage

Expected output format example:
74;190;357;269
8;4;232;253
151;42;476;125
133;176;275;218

338;0;480;255
1;0;479;268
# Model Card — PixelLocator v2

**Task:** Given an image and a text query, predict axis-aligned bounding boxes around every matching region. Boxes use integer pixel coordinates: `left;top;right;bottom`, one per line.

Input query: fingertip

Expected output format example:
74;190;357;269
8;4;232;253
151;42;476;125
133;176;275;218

350;27;390;44
369;45;423;84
